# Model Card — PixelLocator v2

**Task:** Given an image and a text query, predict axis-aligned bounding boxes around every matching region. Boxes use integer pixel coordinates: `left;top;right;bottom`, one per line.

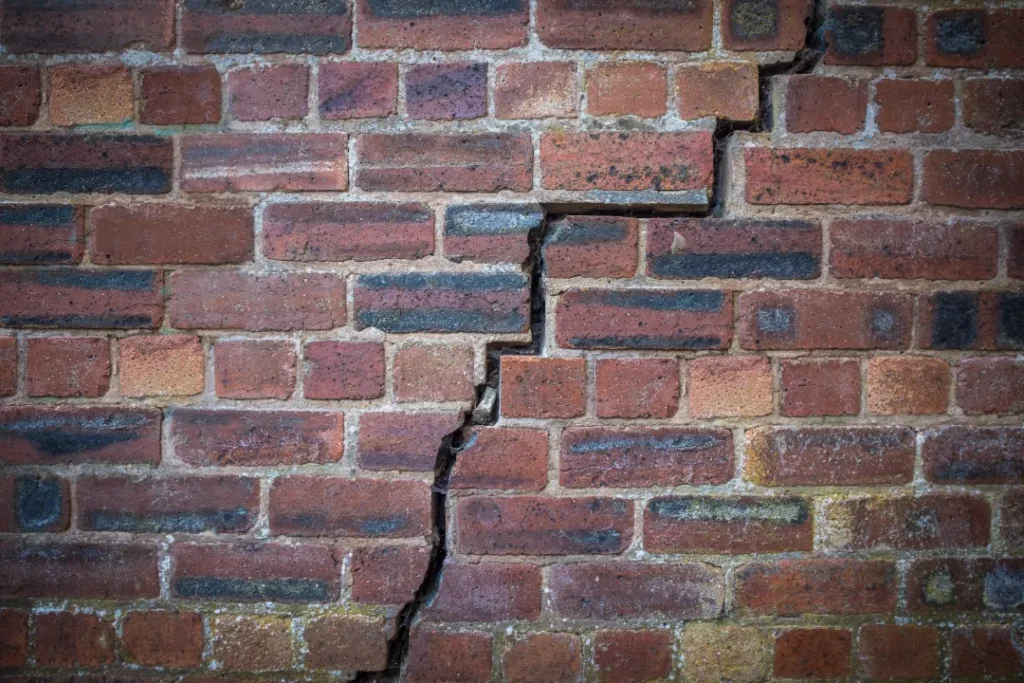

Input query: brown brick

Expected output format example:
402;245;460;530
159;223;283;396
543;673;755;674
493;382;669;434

0;406;161;465
0;611;27;668
503;634;581;683
689;356;772;418
228;64;309;121
956;357;1024;415
424;562;541;622
544;216;638;279
823;495;990;551
858;625;939;680
926;9;1024;69
867;356;949;415
785;75;867;134
356;0;527;50
0;337;13;396
501;356;586;419
596;358;679;419
303;341;383;400
405;62;487;121
351;545;431;605
27;336;109;398
140;66;222;125
875;79;955;133
304;615;389;671
963;77;1024;136
34;612;116;667
537;0;712;50
495;62;576;119
211;615;293;672
950;627;1024;678
2;0;173;53
319;62;397;119
358;411;463;471
677;62;759;122
781;359;860;417
122;612;204;668
450;427;548;492
923;150;1024;209
48;65;133;126
1005;492;1024;548
722;0;813;51
0;540;160;599
182;0;351;54
214;340;296;400
735;559;896;615
594;630;672;683
774;629;851;679
119;335;204;398
586;62;667;118
922;426;1024;485
395;343;475;403
0;204;83;265
0;67;40;126
825;5;916;66
681;624;771;683
407;629;493;683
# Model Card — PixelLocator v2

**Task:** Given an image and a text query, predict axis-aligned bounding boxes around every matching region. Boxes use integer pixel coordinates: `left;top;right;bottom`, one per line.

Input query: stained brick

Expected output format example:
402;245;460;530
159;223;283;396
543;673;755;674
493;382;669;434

722;0;813;51
358;411;463;471
536;0;713;50
1;0;174;53
500;356;586;419
495;62;577;119
27;337;109;398
395;344;475;403
0;67;40;126
858;625;939;680
586;62;667;118
956;357;1024;415
875;79;955;134
424;562;542;622
228;64;309;121
677;62;759;122
963;78;1024;136
34;613;116;667
444;203;543;265
406;62;487;121
689;356;772;418
214;340;296;400
407;630;493;683
181;134;347;192
503;634;581;683
922;426;1024;485
918;291;1023;350
0;204;83;265
122;612;204;668
351;546;431;605
118;335;204;398
182;0;352;54
785;75;867;134
303;341;384;400
923;150;1024;209
867;356;949;415
926;9;1024;69
735;559;897;615
906;558;1024;613
594;631;672;683
781;359;860;417
825;5;916;66
596;358;679;419
319;62;397;119
140;66;222;125
304;615;389;671
0;406;161;465
822;495;990;551
48;65;133;127
774;629;851;679
450;427;548;491
0;540;160;599
545;216;638;279
3;475;71;532
356;0;528;50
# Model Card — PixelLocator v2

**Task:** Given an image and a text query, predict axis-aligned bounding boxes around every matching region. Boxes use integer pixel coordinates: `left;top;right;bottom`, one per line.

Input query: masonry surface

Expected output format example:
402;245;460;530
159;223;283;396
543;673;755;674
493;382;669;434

0;0;1023;681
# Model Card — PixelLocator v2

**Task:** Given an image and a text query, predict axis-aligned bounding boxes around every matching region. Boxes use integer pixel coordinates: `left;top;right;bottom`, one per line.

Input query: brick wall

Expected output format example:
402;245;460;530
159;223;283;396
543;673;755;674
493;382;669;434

0;0;1022;680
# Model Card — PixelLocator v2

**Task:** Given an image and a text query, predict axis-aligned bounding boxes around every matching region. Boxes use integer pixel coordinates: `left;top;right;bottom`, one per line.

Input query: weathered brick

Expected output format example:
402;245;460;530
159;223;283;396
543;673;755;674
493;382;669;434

866;356;948;415
354;271;530;334
356;0;528;50
304;615;389;671
541;131;713;194
0;205;83;265
906;558;1024;613
406;63;487;121
825;5;916;66
0;540;160;599
77;476;258;534
745;147;913;205
228;64;309;121
595;358;679;419
356;133;532;192
444;203;542;264
0;67;40;126
122;612;204;668
172;542;341;603
140;66;222;125
780;359;860;417
922;426;1024;485
182;0;351;54
645;496;811;554
424;562;541;622
495;62;577;119
735;559;896;615
303;341;384;400
594;630;672;683
858;625;939;680
395;343;475;403
1;0;174;53
457;496;633;555
745;426;915;486
450;427;548;491
171;408;344;466
956;357;1024;415
822;495;990;551
351;545;431;605
537;0;713;50
919;291;1023;350
677;62;759;122
34;613;116;667
926;9;1024;69
406;630;492;683
269;476;430;538
561;426;733;488
215;340;296;400
722;0;813;51
119;335;204;398
875;79;955;133
550;562;724;619
27;336;109;398
774;629;851;679
210;615;293;672
181;133;347;192
170;271;345;331
0;337;13;396
950;627;1024;678
0;611;27;668
586;62;667;118
2;475;71;532
647;217;820;280
0;134;172;195
48;65;133;126
358;411;463;471
785;75;867;134
545;216;638;279
923;149;1024;209
689;356;772;418
503;633;581;683
500;356;586;419
681;624;771;683
740;290;912;350
1005;492;1024;549
963;78;1024;136
0;406;161;465
319;62;397;119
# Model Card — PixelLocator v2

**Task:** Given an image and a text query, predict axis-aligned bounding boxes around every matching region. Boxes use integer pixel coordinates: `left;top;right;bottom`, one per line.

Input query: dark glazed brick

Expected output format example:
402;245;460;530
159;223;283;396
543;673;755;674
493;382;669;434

544;216;638;279
0;205;83;265
723;0;812;51
0;540;160;599
406;63;487;121
931;10;986;61
424;562;542;622
922;426;1024;484
1;0;174;53
0;135;172;195
825;6;916;66
919;291;1022;350
0;407;161;465
140;66;222;125
537;0;713;50
927;292;977;349
0;67;41;126
444;203;543;264
14;476;70;532
319;62;398;119
357;0;528;50
926;10;1024;68
183;0;352;54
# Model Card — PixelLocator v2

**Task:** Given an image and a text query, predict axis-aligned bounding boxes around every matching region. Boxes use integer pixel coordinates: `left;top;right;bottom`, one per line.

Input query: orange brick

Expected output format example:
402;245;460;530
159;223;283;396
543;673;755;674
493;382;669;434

211;615;293;672
121;611;203;668
677;62;759;121
689;356;772;417
596;358;680;419
495;62;577;119
48;65;133;126
587;62;667;118
394;343;475;403
119;335;204;397
501;356;586;419
867;356;949;415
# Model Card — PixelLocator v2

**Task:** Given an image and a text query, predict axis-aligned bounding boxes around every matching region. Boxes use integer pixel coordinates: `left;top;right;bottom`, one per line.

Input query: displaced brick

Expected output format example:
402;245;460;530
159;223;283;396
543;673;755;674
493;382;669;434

495;62;577;119
536;0;713;50
210;615;293;672
594;630;672;683
781;359;860;417
681;624;771;683
182;0;352;54
785;75;867;134
963;78;1024;136
444;203;542;264
825;5;916;66
596;358;679;419
858;625;939;680
319;62;398;119
1;0;174;53
0;611;27;668
867;356;949;415
118;335;204;398
822;495;990;551
735;559;897;615
545;216;638;279
26;336;109;398
587;62;667;118
677;62;759;122
303;341;384;400
406;630;493;683
450;427;548;491
500;356;586;419
0;540;160;599
926;9;1024;69
722;0;813;51
394;344;475;403
351;546;431;605
689;356;772;418
34;613;116;667
922;426;1024;485
0;204;83;265
406;62;487;121
424;562;542;622
140;66;222;125
503;634;582;683
919;291;1023;350
228;64;309;121
122;612;204;668
0;406;161;465
950;627;1024;678
48;65;133;126
358;411;463;471
923;149;1024;209
304;615;389;671
3;475;71;532
875;79;955;134
356;0;528;49
774;629;851;679
956;357;1024;415
215;340;296;400
0;67;40;126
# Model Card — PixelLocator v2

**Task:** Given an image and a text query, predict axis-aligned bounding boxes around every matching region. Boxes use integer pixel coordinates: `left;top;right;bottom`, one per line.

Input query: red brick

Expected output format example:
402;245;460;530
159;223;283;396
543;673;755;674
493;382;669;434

774;629;851;679
825;5;916;66
781;359;860;417
676;62;759;122
450;426;548;491
303;341;384;400
457;496;633;555
48;65;133;126
823;495;990;551
950;627;1024;678
735;559;897;615
2;0;174;53
228;64;308;121
0;540;160;599
0;406;161;465
645;496;811;554
319;62;397;119
907;558;1024;614
171;408;344;466
171;541;341;603
541;131;712;193
501;356;586;419
358;411;463;471
407;630;493;683
122;612;203;668
503;633;581;683
495;62;576;119
0;337;13;396
594;630;672;683
0;67;40;126
740;290;912;350
926;9;1024;69
118;335;204;398
689;356;772;418
182;0;351;54
214;340;296;400
918;291;1022;351
867;356;949;415
722;0;813;51
394;343;475;403
424;562;542;622
269;476;430;539
537;0;712;50
0;610;27;668
0;204;83;265
77;476;258;534
875;79;955;133
595;358;679;419
443;203;542;265
91;204;252;265
745;426;915;486
561;426;734;488
356;133;532;192
26;337;109;398
544;216;638;279
210;615;293;672
785;75;867;134
858;625;939;680
550;562;724;619
170;271;345;331
586;62;667;118
181;133;347;192
923;150;1024;209
957;357;1024;415
405;62;486;121
1;475;70;532
351;545;431;605
304;615;389;671
922;426;1024;485
1005;492;1024;548
745;147;913;205
34;612;116;667
356;0;527;49
963;78;1024;136
140;66;222;125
